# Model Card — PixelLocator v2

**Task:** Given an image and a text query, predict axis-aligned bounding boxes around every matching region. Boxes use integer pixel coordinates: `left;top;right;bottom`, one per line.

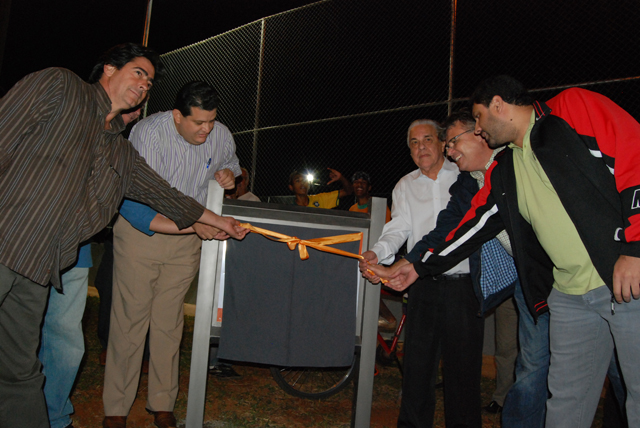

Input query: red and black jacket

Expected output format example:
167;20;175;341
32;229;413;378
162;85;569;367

414;88;640;321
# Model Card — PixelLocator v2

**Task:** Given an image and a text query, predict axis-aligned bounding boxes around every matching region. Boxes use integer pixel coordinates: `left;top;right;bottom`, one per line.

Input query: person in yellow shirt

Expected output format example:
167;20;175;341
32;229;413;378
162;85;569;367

289;168;352;208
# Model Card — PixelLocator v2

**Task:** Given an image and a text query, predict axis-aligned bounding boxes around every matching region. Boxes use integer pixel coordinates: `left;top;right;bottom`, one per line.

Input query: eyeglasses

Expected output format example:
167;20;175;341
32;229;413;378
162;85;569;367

445;129;473;151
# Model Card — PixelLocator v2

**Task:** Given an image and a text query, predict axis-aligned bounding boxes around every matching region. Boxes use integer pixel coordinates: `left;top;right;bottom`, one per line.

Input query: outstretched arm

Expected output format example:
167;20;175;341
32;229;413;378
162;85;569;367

197;208;248;240
327;168;353;198
120;199;244;241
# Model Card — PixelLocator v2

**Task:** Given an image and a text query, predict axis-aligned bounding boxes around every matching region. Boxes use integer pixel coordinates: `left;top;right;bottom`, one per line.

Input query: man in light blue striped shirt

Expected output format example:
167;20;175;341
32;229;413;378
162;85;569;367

104;81;240;427
129;83;240;205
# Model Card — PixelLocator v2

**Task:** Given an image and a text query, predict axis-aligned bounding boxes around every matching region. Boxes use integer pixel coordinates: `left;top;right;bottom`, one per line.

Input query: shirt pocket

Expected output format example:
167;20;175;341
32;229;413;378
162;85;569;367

90;155;124;213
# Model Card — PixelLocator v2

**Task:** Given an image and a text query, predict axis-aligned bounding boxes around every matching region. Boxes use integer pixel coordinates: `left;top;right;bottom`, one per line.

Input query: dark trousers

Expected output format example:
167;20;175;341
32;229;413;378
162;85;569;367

0;264;50;428
398;275;484;428
94;233;113;350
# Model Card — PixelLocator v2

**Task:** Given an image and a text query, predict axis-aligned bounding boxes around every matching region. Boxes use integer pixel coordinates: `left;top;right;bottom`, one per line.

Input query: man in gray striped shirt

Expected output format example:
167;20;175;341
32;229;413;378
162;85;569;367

103;81;240;427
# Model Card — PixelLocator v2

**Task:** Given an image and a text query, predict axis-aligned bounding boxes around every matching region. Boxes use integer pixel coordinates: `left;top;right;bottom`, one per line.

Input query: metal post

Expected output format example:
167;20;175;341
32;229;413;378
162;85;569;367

447;0;458;116
141;0;153;119
352;196;386;427
186;181;225;428
142;0;153;48
249;18;266;194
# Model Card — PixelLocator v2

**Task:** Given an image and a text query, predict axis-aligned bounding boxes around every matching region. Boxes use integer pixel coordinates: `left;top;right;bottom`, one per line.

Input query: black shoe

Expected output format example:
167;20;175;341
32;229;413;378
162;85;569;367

483;400;503;413
209;364;242;379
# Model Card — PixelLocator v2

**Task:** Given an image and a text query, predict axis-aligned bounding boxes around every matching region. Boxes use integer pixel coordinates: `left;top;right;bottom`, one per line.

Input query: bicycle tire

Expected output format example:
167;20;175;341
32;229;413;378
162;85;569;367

270;353;359;400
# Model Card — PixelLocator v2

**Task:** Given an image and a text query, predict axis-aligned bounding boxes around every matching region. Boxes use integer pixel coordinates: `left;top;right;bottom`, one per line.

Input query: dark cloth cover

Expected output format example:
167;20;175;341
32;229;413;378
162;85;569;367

217;222;360;367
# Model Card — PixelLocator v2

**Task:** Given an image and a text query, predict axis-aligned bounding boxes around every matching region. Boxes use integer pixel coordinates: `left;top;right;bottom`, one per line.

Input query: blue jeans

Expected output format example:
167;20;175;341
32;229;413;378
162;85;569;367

501;279;550;428
546;286;640;428
39;267;89;428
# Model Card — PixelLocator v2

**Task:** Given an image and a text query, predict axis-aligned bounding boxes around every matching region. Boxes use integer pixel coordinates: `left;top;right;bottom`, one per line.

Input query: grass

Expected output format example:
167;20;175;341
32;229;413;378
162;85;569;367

69;296;607;427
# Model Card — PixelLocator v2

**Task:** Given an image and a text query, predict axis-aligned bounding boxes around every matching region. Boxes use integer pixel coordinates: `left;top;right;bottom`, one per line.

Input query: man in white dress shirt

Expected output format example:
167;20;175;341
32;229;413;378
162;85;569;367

359;120;484;428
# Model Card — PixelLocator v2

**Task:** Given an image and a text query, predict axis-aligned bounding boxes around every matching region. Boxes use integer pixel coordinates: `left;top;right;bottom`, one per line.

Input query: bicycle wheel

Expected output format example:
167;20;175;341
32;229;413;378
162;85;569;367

270;353;359;400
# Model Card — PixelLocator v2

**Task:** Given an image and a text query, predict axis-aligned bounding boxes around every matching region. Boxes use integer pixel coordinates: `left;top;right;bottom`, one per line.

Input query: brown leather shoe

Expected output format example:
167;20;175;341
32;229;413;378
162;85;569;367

147;410;177;428
102;416;127;428
142;359;149;374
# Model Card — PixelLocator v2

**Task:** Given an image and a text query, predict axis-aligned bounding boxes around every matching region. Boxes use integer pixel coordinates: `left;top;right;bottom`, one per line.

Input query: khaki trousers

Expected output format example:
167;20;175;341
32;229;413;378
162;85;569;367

492;296;518;406
103;217;201;415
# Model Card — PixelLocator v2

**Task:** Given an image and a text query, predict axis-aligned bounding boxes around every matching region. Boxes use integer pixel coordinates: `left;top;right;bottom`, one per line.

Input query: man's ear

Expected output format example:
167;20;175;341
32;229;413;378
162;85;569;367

172;109;182;124
491;95;504;114
288;184;294;192
103;64;117;78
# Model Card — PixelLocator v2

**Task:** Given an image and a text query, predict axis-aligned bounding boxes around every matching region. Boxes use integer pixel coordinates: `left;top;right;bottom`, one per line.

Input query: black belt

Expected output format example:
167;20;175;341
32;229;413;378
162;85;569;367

431;273;470;281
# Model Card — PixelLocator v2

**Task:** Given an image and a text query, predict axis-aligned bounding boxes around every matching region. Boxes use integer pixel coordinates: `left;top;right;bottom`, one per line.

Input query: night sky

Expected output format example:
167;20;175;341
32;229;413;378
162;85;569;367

0;0;318;92
3;0;640;199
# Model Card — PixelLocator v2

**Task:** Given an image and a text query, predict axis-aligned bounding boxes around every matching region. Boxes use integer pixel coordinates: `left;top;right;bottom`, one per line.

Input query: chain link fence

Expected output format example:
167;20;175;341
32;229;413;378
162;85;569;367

146;0;640;206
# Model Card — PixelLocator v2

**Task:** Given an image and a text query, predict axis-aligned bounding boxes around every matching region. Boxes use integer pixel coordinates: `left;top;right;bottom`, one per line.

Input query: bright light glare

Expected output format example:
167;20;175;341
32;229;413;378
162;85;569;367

306;173;314;182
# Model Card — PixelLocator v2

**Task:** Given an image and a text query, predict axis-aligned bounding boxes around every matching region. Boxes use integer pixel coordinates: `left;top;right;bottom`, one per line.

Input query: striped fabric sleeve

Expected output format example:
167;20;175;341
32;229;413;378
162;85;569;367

0;68;64;172
129;118;164;172
547;88;640;244
413;164;505;278
219;130;242;177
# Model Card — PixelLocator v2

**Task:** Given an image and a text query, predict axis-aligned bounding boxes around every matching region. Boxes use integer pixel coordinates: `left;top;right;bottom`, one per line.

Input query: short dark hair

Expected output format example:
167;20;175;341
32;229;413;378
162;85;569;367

240;167;250;186
88;43;164;83
289;171;303;187
440;109;476;141
173;81;219;117
470;75;533;107
351;171;371;184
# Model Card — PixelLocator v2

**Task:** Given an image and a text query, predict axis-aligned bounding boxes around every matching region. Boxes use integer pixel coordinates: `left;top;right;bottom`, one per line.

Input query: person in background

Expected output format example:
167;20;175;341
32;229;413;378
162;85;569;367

484;297;518;414
289;168;352;208
235;167;260;201
349;171;391;222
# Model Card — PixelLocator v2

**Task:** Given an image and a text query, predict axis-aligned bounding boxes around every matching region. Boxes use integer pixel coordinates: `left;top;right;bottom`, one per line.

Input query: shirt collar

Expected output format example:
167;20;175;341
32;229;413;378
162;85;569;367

470;146;506;183
532;99;551;121
413;158;457;181
509;110;537;161
92;82;125;135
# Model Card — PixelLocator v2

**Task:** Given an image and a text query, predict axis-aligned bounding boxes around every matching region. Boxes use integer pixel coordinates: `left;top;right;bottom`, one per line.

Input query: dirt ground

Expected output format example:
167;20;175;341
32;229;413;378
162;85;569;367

68;296;606;427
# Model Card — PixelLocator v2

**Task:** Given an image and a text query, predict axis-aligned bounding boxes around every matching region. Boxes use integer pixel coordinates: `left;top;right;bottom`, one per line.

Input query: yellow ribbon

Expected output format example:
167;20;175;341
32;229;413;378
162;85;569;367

239;222;364;261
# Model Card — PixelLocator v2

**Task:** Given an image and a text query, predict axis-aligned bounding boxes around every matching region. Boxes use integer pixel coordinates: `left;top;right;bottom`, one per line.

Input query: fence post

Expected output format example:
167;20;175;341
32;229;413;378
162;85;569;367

447;0;458;117
250;18;267;194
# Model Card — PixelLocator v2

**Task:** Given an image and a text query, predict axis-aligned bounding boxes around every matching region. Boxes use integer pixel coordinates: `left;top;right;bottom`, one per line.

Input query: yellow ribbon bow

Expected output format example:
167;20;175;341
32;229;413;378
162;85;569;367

239;222;364;261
